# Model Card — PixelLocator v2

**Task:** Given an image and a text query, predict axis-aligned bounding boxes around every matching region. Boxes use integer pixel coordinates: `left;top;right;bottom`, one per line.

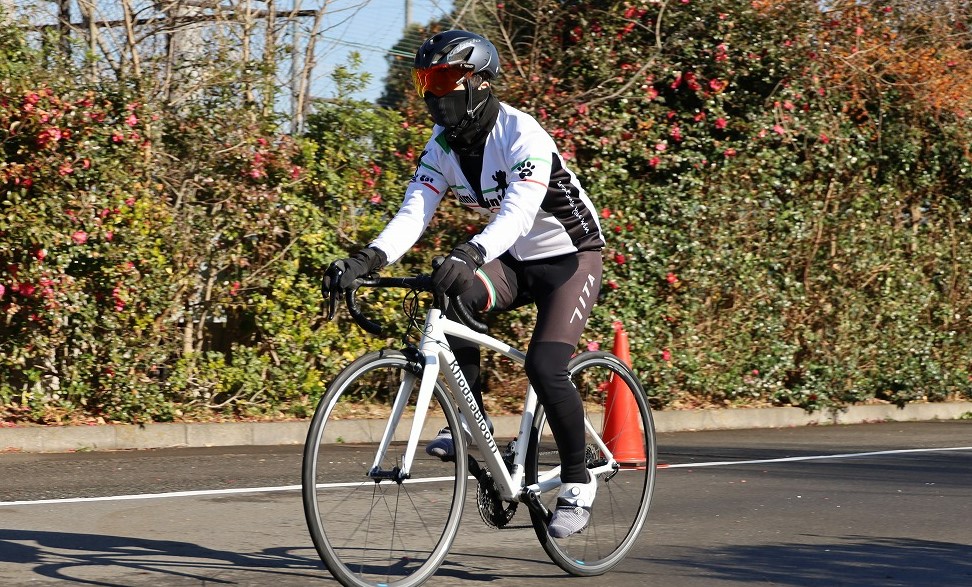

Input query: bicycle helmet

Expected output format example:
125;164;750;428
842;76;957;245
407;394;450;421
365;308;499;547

413;30;500;97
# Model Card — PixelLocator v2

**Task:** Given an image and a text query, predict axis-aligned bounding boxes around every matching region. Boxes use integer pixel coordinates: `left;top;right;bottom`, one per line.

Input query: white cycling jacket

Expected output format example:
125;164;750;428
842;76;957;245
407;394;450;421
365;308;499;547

370;102;605;264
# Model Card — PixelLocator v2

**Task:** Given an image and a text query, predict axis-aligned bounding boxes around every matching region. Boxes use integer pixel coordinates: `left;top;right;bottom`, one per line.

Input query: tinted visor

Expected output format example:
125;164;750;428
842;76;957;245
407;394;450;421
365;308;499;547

412;63;473;97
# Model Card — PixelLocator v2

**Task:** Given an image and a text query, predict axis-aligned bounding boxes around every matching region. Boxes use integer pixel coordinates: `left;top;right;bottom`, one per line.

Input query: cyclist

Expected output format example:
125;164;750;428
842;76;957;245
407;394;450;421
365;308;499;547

323;30;605;539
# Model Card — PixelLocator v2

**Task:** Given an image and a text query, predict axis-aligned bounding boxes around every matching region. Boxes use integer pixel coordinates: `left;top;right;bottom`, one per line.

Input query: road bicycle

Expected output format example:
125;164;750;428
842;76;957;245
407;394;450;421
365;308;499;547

302;272;657;587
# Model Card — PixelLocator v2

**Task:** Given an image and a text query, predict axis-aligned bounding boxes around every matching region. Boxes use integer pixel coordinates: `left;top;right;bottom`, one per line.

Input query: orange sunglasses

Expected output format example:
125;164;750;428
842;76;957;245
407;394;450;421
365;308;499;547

412;63;474;97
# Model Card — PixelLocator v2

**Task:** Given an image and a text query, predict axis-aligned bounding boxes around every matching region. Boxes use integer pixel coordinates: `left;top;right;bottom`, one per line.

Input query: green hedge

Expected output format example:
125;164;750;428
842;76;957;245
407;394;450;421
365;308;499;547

1;1;971;423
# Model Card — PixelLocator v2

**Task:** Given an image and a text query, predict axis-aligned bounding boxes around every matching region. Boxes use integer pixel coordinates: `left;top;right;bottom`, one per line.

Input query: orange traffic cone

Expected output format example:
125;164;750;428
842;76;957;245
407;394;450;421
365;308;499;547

602;324;647;467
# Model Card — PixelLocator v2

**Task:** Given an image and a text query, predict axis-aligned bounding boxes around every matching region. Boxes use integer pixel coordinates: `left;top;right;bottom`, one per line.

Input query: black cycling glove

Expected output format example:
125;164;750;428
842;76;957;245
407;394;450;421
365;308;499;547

432;242;485;296
323;246;387;291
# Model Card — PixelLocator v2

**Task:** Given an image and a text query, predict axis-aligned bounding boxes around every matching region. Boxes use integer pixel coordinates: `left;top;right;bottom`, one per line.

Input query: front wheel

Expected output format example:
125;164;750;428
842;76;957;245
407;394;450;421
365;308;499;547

525;350;657;576
302;349;468;587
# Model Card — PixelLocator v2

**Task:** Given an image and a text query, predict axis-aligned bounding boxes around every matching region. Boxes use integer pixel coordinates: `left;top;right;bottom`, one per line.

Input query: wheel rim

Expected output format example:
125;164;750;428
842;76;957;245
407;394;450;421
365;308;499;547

529;353;656;574
303;355;466;587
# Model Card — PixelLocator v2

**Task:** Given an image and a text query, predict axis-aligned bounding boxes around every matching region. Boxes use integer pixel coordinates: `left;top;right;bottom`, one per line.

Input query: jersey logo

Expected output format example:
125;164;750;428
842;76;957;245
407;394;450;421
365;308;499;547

516;161;536;179
479;170;508;211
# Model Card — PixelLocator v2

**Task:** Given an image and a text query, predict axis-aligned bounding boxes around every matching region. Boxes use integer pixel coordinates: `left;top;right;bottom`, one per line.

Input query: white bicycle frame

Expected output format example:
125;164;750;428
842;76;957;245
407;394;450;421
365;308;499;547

370;306;621;502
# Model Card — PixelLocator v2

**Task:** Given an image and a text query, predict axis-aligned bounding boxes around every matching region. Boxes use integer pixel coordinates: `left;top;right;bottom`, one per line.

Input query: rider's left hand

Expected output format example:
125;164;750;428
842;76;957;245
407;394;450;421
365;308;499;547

432;242;485;296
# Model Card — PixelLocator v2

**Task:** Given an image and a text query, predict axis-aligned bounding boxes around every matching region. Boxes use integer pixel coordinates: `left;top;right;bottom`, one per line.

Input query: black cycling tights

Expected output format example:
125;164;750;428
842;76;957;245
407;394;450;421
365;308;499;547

447;250;602;484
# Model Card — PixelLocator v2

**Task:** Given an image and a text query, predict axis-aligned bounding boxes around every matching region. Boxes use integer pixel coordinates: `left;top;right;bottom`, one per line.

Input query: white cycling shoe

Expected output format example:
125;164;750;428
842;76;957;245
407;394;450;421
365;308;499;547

547;472;597;538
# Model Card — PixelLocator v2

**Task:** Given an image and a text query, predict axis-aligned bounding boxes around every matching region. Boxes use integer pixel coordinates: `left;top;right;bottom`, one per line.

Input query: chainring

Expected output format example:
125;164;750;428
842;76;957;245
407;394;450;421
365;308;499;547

475;470;518;529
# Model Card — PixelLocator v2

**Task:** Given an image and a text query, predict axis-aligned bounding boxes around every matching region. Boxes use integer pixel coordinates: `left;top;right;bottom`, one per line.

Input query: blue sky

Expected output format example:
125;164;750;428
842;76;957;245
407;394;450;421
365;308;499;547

316;0;455;102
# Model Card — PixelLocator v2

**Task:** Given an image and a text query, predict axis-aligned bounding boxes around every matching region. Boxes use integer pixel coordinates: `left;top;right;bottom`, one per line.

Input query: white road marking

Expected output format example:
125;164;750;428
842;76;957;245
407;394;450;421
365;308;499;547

2;446;970;507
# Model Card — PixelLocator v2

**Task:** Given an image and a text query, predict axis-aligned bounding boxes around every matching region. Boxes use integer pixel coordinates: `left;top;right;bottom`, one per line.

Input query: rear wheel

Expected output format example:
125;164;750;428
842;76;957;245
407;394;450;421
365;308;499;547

302;350;467;587
526;350;656;575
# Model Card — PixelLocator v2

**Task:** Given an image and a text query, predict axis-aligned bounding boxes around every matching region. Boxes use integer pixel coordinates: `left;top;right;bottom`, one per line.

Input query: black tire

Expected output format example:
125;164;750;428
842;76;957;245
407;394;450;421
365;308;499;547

302;349;468;587
525;351;656;576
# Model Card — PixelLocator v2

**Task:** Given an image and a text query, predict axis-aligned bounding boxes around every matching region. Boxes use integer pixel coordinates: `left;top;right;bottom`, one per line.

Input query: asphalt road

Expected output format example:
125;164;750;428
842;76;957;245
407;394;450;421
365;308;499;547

1;421;970;586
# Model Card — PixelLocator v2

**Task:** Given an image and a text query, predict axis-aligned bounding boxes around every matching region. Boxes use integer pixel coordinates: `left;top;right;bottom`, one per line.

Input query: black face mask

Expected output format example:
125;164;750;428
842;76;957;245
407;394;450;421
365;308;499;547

424;90;468;128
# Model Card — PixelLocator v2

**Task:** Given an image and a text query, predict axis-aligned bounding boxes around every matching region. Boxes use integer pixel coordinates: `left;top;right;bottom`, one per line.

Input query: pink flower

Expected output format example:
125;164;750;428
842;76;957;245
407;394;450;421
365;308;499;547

714;117;727;130
0;284;4;298
607;280;619;290
724;148;737;157
819;133;830;144
35;249;46;262
772;124;786;135
111;131;125;143
229;281;241;296
614;253;627;265
661;349;672;361
125;114;138;127
655;142;667;152
105;231;114;242
666;272;678;284
649;156;661;167
59;162;74;176
36;127;62;148
369;194;382;204
290;165;302;179
587;341;600;352
708;79;727;92
601;207;612;219
72;230;88;245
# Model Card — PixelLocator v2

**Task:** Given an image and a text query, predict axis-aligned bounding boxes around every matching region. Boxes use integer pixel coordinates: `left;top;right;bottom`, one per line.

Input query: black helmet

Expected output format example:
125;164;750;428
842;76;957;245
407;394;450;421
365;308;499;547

413;30;500;97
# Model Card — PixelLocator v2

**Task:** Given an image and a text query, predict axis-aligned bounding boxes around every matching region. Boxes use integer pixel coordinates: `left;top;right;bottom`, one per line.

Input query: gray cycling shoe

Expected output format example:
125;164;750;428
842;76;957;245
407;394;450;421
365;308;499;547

548;473;597;538
425;427;462;459
425;417;492;460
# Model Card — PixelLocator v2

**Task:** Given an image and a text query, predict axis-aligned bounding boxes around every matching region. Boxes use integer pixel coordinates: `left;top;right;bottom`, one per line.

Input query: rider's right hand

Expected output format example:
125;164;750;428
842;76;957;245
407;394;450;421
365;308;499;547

322;247;387;292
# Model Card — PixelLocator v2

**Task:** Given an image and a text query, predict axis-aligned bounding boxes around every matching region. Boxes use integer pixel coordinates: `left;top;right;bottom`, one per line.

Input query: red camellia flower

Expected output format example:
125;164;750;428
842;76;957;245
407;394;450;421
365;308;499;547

614;252;626;265
666;272;678;284
715;117;727;129
661;349;672;361
601;207;612;219
72;230;88;245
